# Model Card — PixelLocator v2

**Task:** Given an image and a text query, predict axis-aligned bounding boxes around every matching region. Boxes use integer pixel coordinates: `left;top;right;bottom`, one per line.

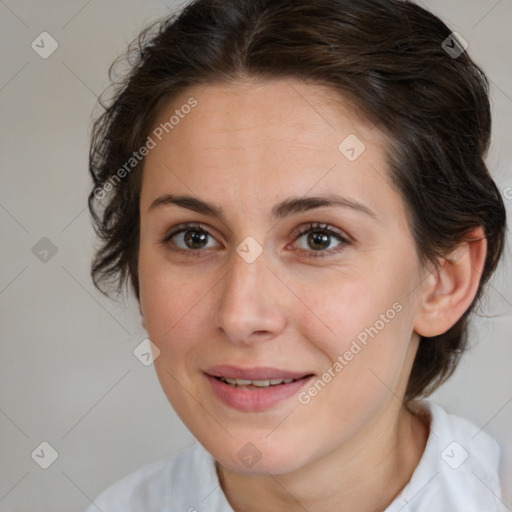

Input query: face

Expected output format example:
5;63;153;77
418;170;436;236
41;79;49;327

138;78;427;475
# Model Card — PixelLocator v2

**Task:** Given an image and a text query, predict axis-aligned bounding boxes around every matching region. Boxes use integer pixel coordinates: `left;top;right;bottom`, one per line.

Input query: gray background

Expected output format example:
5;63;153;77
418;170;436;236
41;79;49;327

1;0;511;510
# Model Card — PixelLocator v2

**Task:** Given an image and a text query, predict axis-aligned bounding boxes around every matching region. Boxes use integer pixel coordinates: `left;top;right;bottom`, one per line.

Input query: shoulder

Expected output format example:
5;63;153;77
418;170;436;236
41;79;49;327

387;400;507;512
84;441;230;512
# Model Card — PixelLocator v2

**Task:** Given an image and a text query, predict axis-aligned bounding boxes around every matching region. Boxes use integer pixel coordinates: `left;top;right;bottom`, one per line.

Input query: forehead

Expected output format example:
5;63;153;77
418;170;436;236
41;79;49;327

140;77;405;225
150;77;375;151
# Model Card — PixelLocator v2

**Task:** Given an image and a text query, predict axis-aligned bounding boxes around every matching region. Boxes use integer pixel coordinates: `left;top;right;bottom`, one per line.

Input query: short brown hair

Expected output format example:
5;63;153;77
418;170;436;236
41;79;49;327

88;0;507;402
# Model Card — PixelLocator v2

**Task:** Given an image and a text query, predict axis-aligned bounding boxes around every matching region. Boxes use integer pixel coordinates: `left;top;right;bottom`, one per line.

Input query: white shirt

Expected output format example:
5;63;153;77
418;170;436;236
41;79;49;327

85;401;508;511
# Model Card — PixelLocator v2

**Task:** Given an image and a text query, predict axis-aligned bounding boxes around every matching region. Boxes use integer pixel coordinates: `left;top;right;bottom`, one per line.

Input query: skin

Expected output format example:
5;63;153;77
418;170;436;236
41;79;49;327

137;78;487;511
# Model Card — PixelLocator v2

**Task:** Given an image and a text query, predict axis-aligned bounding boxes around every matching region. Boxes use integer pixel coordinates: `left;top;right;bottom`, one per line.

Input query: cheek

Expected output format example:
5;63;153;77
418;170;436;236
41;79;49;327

138;252;210;352
296;266;415;394
295;270;395;356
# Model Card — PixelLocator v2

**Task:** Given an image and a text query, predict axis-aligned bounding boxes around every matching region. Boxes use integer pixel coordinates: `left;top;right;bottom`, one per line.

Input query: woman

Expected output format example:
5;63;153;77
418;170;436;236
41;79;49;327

86;0;508;510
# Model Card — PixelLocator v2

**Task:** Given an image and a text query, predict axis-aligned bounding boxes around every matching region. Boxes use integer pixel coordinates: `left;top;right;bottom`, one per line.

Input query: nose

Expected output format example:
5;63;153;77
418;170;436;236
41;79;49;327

214;249;287;345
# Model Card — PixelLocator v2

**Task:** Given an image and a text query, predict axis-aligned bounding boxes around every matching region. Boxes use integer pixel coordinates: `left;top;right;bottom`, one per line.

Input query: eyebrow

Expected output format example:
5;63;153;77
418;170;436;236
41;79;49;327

148;193;377;221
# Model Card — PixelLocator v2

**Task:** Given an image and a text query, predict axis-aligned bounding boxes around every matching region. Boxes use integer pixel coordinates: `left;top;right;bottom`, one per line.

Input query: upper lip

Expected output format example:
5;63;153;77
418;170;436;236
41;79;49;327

205;365;313;380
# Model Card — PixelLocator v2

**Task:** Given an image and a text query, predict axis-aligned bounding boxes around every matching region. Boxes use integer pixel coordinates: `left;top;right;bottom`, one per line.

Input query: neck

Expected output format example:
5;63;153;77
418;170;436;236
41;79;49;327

216;403;429;512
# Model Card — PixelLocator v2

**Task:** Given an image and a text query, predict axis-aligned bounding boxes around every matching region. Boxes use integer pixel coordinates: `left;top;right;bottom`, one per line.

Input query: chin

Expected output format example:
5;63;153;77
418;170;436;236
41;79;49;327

202;435;312;475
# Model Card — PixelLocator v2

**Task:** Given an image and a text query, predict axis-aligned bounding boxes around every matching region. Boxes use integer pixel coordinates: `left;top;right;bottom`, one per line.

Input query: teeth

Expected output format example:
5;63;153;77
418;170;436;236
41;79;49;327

252;380;271;387
219;377;298;387
233;378;252;385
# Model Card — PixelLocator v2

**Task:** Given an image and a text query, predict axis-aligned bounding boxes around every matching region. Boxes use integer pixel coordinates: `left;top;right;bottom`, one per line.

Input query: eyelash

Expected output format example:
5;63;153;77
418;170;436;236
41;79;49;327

160;222;350;259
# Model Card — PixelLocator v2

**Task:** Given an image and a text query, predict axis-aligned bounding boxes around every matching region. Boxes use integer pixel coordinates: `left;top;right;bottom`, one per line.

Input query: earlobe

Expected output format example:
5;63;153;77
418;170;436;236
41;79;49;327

413;226;487;338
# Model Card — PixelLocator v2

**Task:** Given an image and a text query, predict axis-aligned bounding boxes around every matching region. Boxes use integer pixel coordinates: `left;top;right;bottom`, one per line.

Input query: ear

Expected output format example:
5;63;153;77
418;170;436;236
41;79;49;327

413;226;487;337
139;302;147;330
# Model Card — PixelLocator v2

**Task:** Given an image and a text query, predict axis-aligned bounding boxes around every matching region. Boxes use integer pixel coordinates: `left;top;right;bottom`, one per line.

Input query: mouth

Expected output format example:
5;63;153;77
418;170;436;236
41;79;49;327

214;375;306;388
204;365;315;411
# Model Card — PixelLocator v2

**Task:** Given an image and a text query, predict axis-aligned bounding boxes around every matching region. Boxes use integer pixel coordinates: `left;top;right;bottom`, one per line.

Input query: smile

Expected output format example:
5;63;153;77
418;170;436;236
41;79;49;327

216;376;299;388
204;366;314;412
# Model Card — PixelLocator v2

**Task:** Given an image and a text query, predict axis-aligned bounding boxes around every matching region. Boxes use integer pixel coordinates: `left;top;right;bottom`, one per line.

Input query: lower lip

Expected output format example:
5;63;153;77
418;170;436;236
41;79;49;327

205;374;313;412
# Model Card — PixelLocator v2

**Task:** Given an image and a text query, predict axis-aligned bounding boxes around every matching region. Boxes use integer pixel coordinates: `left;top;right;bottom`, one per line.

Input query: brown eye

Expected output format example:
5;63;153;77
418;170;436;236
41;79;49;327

305;231;331;251
294;223;350;258
162;223;220;252
182;229;209;249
